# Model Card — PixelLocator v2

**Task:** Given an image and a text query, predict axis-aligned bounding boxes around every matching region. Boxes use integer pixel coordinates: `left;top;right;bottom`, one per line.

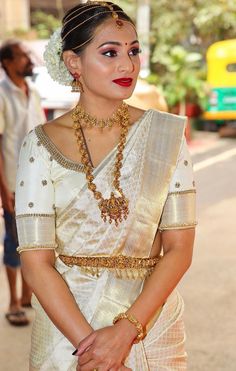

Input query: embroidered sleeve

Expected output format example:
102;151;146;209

15;130;57;253
159;137;197;230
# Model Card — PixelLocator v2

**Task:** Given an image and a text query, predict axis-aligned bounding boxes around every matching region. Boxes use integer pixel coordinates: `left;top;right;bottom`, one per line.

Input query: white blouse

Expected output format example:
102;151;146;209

15;123;196;252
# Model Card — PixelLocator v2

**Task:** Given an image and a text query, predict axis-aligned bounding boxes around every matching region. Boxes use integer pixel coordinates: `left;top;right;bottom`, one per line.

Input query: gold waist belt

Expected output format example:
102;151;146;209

59;254;161;279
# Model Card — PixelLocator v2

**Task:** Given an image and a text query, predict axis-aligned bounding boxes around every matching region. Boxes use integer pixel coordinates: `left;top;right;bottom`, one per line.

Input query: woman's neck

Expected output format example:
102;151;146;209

78;95;124;119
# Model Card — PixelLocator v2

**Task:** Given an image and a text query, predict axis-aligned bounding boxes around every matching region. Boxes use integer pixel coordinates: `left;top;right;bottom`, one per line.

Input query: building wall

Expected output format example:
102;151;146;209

0;0;30;38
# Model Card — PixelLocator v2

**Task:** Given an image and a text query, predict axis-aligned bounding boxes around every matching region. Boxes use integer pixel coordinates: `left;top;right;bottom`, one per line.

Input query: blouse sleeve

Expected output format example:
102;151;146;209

159;137;197;231
15;129;57;253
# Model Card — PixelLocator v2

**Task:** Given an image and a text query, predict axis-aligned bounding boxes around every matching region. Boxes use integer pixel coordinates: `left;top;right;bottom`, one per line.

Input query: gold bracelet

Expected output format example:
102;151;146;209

113;312;146;343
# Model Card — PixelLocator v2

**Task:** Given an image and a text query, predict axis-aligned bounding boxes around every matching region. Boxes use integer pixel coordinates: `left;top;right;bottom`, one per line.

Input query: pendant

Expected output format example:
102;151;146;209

99;192;129;226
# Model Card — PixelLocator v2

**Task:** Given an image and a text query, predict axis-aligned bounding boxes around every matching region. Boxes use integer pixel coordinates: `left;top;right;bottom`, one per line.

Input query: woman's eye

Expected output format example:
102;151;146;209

102;50;118;57
129;48;142;57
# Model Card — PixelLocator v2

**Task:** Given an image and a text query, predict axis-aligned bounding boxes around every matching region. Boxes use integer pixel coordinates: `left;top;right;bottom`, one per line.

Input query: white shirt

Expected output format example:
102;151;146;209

0;74;45;192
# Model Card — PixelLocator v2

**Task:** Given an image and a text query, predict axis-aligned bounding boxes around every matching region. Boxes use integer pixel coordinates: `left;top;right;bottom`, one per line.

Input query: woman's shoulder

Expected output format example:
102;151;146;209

18;126;52;169
42;110;73;139
20;113;72;162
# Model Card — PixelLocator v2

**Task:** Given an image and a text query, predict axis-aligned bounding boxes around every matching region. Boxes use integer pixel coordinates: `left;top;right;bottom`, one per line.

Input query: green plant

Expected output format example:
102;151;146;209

152;45;209;113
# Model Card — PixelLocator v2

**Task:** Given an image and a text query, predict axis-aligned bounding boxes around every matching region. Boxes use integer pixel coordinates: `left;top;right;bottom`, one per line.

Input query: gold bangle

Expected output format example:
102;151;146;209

113;312;146;343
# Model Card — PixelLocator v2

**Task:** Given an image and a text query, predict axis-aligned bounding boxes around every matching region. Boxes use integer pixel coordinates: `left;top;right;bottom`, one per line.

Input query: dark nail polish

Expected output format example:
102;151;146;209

72;348;78;355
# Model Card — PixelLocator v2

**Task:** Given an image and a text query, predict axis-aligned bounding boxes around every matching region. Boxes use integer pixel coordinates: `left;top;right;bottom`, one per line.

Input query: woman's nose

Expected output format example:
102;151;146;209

118;55;134;73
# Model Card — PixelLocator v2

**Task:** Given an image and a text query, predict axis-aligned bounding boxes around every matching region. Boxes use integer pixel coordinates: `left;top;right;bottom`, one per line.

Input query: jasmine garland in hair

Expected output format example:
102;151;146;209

43;28;73;86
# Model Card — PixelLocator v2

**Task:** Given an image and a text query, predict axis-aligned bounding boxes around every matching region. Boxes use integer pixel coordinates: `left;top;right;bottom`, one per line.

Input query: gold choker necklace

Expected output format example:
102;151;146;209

72;102;127;129
72;102;130;226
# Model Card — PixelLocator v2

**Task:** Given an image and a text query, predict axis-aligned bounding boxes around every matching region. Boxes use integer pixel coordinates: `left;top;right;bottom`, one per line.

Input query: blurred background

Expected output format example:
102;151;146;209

0;1;236;370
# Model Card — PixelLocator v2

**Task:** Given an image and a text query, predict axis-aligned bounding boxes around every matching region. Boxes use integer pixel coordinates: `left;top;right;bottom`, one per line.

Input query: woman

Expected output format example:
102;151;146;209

15;2;196;370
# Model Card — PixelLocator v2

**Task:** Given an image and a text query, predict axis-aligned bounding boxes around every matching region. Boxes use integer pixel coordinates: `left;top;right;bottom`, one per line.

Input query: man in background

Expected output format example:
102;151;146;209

0;40;45;325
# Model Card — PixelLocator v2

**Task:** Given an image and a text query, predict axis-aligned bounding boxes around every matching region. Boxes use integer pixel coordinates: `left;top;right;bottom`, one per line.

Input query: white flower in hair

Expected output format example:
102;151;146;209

43;27;73;86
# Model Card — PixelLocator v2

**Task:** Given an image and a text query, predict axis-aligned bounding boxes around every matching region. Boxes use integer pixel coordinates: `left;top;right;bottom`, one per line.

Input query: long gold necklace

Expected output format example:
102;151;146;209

72;102;130;226
72;102;127;128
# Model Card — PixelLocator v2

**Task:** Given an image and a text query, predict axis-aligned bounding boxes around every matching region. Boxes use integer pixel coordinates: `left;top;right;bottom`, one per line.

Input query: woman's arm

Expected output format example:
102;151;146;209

125;227;194;327
21;250;93;347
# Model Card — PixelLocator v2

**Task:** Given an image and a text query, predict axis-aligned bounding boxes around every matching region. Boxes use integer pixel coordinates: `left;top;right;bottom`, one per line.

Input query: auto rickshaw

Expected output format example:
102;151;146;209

203;39;236;129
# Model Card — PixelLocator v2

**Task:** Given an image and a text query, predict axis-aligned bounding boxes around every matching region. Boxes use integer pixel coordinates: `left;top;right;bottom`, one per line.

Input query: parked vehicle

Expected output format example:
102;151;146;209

203;39;236;129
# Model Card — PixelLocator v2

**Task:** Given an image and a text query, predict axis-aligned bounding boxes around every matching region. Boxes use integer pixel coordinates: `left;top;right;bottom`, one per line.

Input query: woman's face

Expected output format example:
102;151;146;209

77;18;141;101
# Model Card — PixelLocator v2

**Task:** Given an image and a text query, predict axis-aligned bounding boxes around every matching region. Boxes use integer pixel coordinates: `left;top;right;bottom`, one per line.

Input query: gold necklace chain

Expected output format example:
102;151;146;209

72;102;127;129
72;102;130;226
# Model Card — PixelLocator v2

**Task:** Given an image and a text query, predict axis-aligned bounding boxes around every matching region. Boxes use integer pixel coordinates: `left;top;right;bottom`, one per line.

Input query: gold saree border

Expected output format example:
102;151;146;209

123;110;187;257
159;189;197;230
16;213;57;253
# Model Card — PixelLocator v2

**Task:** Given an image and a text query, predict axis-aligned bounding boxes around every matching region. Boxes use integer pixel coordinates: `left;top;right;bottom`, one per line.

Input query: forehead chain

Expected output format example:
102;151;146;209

62;2;126;41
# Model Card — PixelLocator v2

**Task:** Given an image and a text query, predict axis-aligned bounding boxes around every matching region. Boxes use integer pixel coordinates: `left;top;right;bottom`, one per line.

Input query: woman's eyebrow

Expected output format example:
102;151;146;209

97;40;139;48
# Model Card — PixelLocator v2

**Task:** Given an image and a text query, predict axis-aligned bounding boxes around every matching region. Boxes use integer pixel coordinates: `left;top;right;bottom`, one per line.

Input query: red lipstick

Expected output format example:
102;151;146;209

112;78;133;87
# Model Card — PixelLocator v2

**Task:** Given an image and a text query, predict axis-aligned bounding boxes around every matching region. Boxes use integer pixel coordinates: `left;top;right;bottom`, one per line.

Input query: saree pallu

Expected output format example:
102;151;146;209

15;109;197;370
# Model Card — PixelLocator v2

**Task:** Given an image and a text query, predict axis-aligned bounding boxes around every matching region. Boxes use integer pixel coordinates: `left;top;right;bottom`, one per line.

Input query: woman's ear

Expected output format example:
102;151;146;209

62;50;81;75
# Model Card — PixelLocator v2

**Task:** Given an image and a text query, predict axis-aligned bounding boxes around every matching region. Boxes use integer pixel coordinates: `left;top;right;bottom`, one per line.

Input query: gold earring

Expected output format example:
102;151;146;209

71;78;84;93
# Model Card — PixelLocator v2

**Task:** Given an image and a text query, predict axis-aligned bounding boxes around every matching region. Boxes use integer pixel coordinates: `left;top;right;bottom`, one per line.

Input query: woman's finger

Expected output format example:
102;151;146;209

78;359;100;371
77;332;97;356
78;348;93;365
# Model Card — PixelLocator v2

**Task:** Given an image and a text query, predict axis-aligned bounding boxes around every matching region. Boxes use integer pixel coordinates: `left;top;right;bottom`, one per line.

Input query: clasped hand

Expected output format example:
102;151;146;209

75;323;136;371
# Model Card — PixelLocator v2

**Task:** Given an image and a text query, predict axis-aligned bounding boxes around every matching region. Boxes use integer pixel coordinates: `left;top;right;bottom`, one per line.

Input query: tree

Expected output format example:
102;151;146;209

148;0;236;110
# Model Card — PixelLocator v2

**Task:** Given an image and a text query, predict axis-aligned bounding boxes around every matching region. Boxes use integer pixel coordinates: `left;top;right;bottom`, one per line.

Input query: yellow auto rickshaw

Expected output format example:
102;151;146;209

203;39;236;124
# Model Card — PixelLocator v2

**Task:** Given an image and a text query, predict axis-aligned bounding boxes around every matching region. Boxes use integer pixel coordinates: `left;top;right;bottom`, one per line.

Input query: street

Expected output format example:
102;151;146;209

0;131;236;371
181;132;236;370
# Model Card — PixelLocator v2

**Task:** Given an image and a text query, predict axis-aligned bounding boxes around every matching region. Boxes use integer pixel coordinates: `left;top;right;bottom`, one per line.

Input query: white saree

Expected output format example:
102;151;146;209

15;109;197;371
